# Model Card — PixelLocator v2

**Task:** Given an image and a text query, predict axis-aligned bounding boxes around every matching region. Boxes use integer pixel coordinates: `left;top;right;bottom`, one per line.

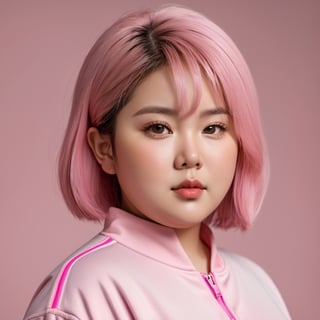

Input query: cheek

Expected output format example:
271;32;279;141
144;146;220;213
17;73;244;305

114;138;171;180
225;142;238;168
224;144;238;183
209;140;238;178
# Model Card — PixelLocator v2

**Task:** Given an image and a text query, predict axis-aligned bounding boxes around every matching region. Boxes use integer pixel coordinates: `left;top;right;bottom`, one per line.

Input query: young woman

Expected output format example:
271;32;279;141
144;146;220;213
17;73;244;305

24;5;291;320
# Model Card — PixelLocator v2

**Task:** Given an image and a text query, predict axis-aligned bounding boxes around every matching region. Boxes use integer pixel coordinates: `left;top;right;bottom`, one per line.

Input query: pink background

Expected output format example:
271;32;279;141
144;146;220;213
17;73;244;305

1;1;318;319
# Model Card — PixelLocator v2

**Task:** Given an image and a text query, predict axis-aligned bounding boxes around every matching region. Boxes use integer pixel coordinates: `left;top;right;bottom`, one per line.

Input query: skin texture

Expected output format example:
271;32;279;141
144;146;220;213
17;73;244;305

88;66;238;272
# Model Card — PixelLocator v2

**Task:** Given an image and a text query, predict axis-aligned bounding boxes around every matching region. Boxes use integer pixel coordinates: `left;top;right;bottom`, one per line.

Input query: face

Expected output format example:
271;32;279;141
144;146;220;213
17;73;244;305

99;66;238;229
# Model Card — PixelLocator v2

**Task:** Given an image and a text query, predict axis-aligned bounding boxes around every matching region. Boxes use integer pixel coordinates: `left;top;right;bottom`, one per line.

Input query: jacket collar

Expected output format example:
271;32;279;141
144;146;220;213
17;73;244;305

102;207;223;272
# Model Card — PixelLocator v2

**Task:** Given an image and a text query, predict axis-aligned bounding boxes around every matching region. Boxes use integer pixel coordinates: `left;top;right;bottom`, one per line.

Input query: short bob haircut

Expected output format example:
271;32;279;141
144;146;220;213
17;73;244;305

58;5;268;230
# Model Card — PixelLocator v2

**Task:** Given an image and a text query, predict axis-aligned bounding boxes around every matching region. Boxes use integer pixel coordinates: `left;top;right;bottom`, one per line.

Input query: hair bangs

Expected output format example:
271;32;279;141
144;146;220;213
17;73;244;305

162;40;227;117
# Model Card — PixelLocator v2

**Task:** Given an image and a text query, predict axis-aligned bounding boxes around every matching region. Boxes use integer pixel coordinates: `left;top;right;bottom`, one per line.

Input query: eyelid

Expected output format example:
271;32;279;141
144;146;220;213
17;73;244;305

143;120;172;130
202;122;228;136
213;122;227;129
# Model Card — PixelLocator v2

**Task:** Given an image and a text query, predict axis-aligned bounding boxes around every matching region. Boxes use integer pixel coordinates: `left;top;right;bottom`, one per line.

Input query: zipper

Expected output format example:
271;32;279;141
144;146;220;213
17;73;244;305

202;272;238;320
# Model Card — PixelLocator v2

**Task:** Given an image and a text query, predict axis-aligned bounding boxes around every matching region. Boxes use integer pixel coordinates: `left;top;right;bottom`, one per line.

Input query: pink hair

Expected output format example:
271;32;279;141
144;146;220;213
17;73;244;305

58;5;269;230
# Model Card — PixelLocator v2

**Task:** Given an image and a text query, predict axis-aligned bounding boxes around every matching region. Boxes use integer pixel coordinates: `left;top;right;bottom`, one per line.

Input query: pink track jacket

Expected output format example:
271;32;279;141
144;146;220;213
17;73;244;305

24;207;291;319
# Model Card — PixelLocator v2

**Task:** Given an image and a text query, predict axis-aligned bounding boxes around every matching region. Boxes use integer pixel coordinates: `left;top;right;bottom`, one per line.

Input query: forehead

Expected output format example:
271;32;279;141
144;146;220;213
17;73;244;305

126;65;226;116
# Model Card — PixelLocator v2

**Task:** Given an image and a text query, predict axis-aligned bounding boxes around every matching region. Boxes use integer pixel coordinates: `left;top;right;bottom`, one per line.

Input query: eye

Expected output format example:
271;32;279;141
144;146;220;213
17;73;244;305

203;124;226;136
143;122;172;137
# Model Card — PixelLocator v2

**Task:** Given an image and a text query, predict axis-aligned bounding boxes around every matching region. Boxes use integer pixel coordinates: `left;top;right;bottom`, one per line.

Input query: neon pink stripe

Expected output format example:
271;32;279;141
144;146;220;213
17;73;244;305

51;237;115;308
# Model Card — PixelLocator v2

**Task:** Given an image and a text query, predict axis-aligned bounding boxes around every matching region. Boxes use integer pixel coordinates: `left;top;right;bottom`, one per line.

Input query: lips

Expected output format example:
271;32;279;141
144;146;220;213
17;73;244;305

173;180;204;189
172;180;205;199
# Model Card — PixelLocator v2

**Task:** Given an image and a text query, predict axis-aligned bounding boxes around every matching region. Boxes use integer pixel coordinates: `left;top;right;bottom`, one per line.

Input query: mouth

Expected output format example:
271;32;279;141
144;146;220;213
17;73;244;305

171;180;205;199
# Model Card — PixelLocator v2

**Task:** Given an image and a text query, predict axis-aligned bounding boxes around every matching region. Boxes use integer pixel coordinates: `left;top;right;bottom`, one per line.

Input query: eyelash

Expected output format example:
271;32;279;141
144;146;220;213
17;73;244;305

143;121;173;137
202;123;227;136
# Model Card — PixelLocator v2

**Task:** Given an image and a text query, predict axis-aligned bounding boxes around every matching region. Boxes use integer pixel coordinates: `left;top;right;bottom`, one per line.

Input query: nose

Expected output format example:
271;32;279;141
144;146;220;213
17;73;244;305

174;136;202;170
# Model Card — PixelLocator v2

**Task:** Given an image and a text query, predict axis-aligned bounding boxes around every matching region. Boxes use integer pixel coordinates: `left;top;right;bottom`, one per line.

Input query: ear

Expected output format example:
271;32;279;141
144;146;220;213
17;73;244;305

87;127;116;175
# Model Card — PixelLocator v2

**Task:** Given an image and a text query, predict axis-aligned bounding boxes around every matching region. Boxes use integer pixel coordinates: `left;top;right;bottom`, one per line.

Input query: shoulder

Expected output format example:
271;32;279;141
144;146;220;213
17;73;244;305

218;249;278;289
24;233;118;319
218;249;291;318
219;249;279;287
219;249;269;275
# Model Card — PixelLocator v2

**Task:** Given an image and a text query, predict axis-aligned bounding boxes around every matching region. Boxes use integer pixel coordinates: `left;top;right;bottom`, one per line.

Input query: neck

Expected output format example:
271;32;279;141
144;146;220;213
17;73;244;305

174;224;210;274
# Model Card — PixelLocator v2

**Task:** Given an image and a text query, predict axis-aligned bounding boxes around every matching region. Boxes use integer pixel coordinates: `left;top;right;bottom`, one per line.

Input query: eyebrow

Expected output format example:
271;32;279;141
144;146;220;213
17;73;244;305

132;106;229;117
199;107;229;117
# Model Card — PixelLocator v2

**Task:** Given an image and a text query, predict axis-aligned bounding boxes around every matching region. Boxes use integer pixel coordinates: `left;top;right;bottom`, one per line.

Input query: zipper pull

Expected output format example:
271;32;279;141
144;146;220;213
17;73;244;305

207;274;214;283
203;272;237;320
206;273;222;298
